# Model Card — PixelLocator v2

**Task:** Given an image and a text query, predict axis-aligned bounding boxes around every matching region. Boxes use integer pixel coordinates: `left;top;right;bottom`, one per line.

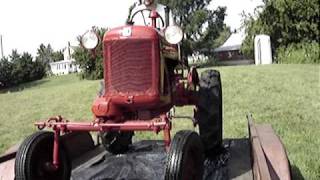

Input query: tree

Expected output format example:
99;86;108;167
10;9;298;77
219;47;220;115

30;59;46;81
241;0;319;59
35;44;64;74
0;57;14;87
11;51;43;84
14;52;34;83
159;0;227;58
212;25;231;49
52;50;64;62
36;44;54;73
0;50;46;88
72;27;107;80
9;49;21;63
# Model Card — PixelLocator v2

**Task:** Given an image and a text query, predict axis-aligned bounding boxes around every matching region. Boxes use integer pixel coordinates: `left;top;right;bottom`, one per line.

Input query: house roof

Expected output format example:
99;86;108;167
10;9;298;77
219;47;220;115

49;59;74;65
214;30;245;52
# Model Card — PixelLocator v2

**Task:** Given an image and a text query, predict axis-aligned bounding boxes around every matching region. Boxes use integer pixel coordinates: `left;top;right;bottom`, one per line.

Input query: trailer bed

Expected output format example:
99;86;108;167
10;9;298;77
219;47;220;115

71;139;252;180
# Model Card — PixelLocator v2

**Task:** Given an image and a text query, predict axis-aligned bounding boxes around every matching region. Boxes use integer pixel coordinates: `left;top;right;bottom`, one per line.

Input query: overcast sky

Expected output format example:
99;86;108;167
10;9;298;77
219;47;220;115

0;0;262;57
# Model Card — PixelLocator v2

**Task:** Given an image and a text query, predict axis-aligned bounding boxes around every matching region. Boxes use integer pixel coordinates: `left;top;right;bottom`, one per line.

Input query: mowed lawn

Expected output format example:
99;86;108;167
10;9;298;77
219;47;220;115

0;64;319;179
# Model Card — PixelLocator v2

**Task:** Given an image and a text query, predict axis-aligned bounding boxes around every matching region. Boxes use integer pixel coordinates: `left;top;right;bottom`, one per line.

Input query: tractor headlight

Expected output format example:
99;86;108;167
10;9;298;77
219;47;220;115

164;25;183;44
81;30;99;50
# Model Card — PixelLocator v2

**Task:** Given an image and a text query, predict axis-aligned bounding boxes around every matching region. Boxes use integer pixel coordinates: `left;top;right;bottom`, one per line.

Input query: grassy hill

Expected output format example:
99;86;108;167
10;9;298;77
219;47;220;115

0;64;319;179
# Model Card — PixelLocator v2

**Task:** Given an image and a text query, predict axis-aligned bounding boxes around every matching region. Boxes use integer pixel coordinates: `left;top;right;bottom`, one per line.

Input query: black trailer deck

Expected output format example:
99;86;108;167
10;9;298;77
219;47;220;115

71;139;252;180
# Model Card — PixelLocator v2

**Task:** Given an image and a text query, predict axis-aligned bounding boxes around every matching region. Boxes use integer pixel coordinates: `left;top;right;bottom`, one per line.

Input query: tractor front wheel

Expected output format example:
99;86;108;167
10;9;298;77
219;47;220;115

15;131;71;180
165;130;204;180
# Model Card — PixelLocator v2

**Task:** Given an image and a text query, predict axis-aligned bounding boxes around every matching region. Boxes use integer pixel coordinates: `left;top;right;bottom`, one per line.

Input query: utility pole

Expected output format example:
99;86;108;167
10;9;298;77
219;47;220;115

68;41;71;60
0;35;3;59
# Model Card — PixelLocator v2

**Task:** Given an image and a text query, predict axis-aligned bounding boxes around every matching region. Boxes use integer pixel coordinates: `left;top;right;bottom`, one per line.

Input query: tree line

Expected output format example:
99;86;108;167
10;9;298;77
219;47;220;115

0;44;64;88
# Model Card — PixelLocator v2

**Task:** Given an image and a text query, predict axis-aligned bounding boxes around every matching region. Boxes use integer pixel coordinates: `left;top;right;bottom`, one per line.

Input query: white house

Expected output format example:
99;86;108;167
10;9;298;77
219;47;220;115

49;43;80;75
50;60;78;75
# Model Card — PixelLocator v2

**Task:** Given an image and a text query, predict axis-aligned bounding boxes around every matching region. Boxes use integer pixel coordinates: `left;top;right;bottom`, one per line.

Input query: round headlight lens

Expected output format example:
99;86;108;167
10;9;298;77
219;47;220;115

81;30;99;50
165;26;183;44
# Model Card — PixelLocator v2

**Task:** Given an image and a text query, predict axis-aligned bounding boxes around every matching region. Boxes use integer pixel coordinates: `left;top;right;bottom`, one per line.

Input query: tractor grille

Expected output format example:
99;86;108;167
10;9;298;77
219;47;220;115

105;39;153;94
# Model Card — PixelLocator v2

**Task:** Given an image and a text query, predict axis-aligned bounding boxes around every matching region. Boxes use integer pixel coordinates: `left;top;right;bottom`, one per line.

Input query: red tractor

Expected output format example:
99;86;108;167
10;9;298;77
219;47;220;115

15;8;223;180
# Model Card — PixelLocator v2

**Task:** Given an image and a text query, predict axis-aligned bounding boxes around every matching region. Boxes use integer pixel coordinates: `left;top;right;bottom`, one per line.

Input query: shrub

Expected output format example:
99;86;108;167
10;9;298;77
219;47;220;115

0;51;46;89
73;27;106;80
277;42;319;64
0;57;14;87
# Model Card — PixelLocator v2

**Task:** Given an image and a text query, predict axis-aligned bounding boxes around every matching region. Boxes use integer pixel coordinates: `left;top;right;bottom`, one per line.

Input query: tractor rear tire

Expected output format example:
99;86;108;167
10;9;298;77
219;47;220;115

100;131;134;154
165;130;204;180
15;131;71;180
195;69;223;158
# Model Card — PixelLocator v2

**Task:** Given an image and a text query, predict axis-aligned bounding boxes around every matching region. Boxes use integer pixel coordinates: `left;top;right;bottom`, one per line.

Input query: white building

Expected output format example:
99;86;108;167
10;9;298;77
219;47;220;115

50;60;78;75
254;34;273;65
49;43;80;75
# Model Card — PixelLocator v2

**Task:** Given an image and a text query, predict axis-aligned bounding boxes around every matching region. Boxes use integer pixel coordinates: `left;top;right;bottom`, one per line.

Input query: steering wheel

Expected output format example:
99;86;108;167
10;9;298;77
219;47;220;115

130;8;165;28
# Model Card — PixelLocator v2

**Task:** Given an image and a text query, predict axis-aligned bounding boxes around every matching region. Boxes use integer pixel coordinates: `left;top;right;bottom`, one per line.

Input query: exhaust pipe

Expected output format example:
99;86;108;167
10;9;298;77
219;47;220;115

165;6;170;27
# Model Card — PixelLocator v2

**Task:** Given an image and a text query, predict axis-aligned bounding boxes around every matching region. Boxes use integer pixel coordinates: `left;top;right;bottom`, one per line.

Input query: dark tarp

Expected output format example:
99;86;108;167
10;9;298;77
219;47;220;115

71;139;252;180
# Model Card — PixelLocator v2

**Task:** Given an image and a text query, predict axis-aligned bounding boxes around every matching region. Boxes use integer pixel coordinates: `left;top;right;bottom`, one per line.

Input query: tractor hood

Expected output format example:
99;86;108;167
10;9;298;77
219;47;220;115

104;25;160;41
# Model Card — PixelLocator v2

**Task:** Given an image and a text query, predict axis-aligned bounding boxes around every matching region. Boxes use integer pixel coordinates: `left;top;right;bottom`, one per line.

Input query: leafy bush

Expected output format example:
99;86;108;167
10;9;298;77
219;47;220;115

0;57;14;87
35;43;64;75
73;27;106;80
0;50;46;88
277;42;319;64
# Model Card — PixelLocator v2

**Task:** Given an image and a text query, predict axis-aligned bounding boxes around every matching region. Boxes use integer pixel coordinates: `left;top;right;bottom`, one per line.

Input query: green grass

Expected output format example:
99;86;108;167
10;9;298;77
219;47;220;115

0;64;319;179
